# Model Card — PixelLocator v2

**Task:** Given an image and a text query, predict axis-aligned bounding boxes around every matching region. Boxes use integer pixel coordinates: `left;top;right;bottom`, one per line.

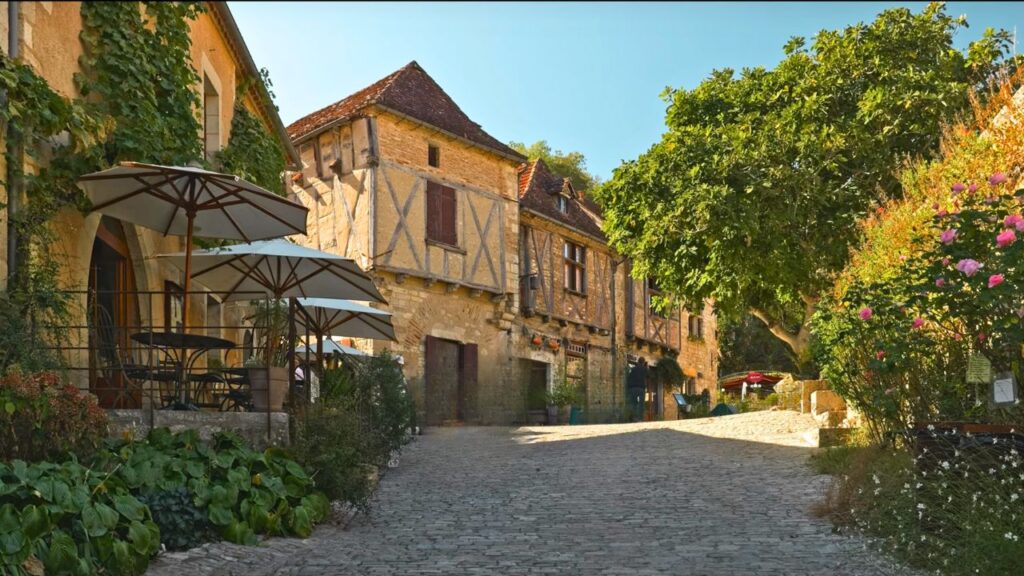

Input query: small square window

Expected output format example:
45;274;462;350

428;144;440;168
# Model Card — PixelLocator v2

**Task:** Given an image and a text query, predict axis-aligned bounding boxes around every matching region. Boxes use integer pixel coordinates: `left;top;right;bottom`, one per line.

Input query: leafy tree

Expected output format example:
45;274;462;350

510;140;601;192
594;3;1015;360
718;314;801;376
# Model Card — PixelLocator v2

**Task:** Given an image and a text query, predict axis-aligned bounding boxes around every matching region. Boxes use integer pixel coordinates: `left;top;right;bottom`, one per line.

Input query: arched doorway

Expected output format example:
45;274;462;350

88;216;141;408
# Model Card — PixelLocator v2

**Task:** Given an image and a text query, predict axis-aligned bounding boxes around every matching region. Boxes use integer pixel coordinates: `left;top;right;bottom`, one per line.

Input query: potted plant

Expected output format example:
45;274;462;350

546;378;577;425
246;299;291;412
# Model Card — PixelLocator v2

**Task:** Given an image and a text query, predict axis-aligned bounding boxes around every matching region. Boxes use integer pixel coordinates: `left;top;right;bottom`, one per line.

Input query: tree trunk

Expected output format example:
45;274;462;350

750;294;818;360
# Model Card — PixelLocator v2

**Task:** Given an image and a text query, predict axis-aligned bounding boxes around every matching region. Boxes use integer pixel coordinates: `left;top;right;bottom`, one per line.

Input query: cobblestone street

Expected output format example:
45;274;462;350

147;412;905;575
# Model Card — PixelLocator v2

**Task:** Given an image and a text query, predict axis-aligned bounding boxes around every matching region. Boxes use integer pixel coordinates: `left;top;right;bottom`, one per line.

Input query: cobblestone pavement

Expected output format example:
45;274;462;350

147;412;908;576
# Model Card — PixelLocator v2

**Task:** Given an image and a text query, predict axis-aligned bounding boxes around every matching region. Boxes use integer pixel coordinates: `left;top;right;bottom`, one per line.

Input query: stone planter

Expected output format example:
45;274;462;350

546;405;559;425
249;367;289;412
559;405;571;424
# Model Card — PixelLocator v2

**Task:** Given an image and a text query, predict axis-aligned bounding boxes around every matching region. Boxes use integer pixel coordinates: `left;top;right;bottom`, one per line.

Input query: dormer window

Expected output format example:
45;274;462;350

556;195;569;213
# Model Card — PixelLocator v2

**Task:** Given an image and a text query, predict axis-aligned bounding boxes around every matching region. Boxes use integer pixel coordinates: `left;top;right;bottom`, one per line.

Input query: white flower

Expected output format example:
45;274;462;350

918;503;927;510
941;461;950;470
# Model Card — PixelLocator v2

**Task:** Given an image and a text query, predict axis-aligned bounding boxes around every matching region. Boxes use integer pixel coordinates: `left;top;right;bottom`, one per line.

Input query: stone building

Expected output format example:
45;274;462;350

288;61;718;425
0;2;298;401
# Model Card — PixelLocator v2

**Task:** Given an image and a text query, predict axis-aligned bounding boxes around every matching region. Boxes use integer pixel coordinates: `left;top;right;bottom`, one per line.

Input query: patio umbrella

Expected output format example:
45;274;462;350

158;239;385;303
78;161;308;327
295;298;395;341
295;339;368;357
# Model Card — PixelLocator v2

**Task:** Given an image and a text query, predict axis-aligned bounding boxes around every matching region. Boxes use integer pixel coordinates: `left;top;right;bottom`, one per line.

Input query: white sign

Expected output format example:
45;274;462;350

991;373;1018;407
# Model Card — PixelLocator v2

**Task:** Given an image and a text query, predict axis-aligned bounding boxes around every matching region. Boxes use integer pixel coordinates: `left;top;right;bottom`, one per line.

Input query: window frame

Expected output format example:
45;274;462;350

556;195;569;214
428;143;440;168
688;314;705;340
563;240;587;295
165;281;184;334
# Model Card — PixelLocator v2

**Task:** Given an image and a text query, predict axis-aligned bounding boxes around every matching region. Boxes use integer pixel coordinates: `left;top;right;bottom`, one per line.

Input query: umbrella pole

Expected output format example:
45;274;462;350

178;212;196;408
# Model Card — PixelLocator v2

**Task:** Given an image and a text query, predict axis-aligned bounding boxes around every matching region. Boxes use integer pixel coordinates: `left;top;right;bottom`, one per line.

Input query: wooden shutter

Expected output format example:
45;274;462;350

426;181;441;242
426;181;457;246
460;343;477;421
440;185;457;245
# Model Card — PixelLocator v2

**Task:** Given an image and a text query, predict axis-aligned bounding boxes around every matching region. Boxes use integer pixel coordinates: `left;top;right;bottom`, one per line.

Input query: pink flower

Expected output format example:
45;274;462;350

935;277;946;287
954;333;963;341
1017;307;1024;318
912;317;924;329
936;209;949;217
985;197;997;205
956;259;982;277
1004;214;1024;229
876;350;886;360
988;274;1005;288
978;332;987;342
940;229;958;244
859;307;873;321
969;183;979;193
989;172;1008;185
941;257;951;266
997;229;1017;248
951;182;967;193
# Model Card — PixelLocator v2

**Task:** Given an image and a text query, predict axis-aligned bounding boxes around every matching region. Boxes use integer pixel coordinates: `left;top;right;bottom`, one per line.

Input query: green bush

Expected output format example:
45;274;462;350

0;371;109;462
0;459;160;576
815;437;1024;575
97;429;329;545
291;352;415;508
291;403;376;509
136;488;213;552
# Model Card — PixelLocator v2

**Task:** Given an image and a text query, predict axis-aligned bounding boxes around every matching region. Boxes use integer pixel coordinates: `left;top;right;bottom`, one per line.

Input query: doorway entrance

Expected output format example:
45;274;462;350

523;359;549;424
424;336;478;425
88;216;141;408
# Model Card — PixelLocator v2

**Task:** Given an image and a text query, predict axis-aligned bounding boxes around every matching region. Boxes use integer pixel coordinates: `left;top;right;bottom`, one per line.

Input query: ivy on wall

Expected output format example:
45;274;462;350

217;99;286;194
0;1;288;369
77;1;204;166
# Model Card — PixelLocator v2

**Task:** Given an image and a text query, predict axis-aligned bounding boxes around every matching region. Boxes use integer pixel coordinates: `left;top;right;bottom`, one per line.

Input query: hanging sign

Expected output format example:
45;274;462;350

966;353;993;384
991;372;1019;407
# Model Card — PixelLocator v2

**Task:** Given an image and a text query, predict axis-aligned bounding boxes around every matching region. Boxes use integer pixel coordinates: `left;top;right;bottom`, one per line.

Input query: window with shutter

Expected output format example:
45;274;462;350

563;240;586;295
426;181;458;246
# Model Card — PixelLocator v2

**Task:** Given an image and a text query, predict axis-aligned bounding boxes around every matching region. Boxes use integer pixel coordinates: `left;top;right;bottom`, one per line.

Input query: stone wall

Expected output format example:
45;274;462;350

107;409;290;450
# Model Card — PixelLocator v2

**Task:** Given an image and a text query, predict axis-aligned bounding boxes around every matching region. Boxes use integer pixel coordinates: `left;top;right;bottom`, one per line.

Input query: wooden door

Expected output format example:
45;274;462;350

425;336;462;425
89;217;141;408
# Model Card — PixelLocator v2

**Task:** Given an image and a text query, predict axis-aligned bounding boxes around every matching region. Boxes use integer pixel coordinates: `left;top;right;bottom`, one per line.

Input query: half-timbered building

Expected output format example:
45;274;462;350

288;62;527;424
288;62;718;425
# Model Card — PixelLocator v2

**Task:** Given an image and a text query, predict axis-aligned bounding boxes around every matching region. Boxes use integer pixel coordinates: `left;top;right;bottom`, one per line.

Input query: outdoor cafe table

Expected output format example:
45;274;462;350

130;331;235;410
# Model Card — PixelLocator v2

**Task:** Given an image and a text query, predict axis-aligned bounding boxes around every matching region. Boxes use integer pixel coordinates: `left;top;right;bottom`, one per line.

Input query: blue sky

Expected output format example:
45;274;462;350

230;2;1024;181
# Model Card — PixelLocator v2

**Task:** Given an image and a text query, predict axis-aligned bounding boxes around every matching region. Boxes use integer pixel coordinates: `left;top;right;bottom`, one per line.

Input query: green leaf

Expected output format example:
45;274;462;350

42;530;78;574
112;494;146;522
0;503;20;534
287;506;313;538
127;520;160;556
207;504;234;527
20;504;51;541
4;400;14;415
223;521;257;546
81;502;119;537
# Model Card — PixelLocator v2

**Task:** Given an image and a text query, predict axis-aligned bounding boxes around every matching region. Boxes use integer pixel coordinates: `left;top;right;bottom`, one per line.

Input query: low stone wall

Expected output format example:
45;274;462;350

107;410;290;449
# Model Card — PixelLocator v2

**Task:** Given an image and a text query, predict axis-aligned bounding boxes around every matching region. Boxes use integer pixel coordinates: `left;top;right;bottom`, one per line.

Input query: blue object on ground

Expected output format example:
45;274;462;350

709;403;737;417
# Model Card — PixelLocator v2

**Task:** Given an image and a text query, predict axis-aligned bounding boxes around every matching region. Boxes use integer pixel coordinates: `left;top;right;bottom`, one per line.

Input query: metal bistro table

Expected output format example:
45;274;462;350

130;331;235;410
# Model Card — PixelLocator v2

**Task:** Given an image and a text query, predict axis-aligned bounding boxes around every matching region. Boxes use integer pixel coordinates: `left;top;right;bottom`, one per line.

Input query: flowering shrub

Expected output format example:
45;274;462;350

0;371;109;462
817;429;1024;575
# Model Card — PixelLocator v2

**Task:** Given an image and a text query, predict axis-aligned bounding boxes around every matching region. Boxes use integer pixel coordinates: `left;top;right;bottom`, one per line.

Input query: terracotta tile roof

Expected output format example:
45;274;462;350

287;61;524;161
518;159;606;241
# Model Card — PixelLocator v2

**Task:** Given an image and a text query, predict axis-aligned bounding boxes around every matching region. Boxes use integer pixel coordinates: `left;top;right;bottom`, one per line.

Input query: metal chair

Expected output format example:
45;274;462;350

89;304;177;407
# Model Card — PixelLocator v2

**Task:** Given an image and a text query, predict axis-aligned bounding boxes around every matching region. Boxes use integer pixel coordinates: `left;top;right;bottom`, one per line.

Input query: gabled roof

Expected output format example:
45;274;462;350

518;159;606;241
287;61;525;162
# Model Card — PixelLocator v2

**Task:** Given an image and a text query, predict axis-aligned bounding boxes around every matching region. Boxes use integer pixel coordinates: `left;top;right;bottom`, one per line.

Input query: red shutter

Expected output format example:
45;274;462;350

460;343;477;421
425;181;457;246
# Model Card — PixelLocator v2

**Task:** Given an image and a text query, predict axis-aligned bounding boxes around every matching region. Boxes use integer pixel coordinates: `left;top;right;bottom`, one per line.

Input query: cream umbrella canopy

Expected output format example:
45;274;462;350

158;240;385;303
294;298;395;341
78;161;309;327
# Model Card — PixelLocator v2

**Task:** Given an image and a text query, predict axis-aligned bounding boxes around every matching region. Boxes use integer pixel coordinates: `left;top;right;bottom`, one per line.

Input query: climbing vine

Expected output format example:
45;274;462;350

0;2;286;368
217;98;286;194
76;1;204;166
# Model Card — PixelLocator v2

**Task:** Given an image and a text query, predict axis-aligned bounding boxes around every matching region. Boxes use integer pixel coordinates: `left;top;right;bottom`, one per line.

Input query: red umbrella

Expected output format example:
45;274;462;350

747;372;765;383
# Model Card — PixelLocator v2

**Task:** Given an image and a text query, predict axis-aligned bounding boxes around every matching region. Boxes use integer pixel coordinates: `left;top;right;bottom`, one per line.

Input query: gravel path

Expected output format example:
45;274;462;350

146;411;907;575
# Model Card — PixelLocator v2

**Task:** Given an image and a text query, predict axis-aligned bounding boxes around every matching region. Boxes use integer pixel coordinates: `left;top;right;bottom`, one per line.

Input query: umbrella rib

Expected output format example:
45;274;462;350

200;181;306;238
88;172;181;212
198;180;252;243
318;261;383;301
